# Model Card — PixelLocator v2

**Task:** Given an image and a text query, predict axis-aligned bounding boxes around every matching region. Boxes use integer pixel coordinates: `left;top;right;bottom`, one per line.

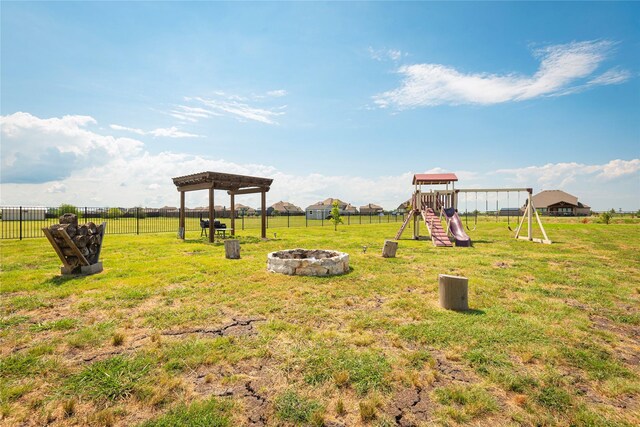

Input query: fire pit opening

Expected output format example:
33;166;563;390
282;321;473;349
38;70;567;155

267;249;349;276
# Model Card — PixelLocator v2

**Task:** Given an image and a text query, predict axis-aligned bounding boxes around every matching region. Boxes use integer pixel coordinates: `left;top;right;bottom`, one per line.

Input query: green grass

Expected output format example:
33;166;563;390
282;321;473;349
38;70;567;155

66;355;153;402
0;220;638;425
138;397;233;427
274;390;323;425
303;346;391;395
434;385;498;422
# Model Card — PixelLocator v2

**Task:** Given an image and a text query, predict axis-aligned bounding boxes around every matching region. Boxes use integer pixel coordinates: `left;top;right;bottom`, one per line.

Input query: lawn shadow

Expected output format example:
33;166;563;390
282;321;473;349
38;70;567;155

459;309;486;316
469;239;493;245
41;275;81;287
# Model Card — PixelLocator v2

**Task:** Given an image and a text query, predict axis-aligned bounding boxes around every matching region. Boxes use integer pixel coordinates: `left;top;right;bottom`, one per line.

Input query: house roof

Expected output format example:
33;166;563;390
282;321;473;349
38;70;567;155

360;203;383;210
234;203;255;210
532;190;580;208
413;173;458;185
320;198;347;207
271;201;303;212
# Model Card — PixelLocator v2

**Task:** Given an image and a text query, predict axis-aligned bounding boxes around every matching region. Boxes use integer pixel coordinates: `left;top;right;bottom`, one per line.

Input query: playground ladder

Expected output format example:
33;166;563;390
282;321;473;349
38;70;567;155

421;208;452;247
394;210;414;240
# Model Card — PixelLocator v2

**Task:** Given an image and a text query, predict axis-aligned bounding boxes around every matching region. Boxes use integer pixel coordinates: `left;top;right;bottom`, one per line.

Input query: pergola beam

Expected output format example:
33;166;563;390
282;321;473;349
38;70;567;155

227;187;269;195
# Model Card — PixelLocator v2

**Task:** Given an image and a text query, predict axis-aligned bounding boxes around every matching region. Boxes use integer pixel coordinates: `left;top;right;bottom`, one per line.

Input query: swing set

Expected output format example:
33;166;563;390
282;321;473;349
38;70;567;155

395;173;552;246
458;188;551;244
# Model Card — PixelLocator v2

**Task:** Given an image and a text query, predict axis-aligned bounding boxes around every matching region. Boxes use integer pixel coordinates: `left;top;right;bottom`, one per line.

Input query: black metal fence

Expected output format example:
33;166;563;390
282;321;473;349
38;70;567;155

0;206;407;240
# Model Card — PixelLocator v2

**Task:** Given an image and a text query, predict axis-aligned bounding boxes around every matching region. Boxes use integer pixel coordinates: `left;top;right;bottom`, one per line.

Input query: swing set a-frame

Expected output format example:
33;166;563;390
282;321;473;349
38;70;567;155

395;173;551;247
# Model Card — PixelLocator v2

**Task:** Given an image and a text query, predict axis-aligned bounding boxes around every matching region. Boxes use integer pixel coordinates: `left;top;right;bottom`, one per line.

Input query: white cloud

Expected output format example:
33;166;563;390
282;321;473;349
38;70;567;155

587;68;632;86
1;113;637;210
495;159;640;187
110;124;201;138
1;112;143;183
266;89;288;97
368;47;405;62
374;40;630;108
171;92;287;125
46;182;67;193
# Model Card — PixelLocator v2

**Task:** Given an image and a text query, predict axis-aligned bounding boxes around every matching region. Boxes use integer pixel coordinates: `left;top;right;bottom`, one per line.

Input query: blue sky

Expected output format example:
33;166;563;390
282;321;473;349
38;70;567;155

1;2;639;210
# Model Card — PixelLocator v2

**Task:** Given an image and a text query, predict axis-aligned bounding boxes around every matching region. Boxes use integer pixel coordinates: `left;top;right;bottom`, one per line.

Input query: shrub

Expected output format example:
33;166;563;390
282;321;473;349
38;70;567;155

107;208;122;219
59;204;79;216
330;201;343;231
599;212;612;224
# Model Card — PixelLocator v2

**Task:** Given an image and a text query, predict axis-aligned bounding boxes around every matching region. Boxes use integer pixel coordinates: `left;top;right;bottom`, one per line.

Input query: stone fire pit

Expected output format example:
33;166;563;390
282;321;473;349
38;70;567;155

267;249;349;276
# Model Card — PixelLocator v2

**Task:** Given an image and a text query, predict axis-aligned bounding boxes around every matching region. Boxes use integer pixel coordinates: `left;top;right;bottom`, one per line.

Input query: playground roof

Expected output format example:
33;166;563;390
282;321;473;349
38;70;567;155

413;173;458;185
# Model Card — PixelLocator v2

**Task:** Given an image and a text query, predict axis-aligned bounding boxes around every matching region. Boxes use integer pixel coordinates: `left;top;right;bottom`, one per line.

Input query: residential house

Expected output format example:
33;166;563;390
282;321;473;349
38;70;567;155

305;198;358;220
360;203;384;215
530;190;591;216
269;201;304;215
234;203;256;216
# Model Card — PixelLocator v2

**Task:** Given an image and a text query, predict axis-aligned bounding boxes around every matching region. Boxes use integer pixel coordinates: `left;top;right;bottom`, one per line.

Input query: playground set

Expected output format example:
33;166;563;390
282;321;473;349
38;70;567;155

395;173;551;247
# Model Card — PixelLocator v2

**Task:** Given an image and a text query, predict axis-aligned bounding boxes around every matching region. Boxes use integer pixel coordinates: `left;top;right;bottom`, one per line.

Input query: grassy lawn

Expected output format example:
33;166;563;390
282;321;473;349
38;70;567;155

1;220;638;426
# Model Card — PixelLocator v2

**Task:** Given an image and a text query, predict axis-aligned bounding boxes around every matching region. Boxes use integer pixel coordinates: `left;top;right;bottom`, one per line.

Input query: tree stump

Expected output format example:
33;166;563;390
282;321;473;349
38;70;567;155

381;240;398;258
438;274;468;311
224;239;240;259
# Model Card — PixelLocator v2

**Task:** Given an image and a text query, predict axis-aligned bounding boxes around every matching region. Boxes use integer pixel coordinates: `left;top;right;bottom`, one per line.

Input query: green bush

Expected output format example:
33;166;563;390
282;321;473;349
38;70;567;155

599;212;612;224
107;207;122;219
59;204;79;216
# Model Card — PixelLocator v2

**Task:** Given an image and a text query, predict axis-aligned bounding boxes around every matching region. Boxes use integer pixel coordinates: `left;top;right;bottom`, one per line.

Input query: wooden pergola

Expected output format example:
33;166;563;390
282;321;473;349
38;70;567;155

172;171;273;242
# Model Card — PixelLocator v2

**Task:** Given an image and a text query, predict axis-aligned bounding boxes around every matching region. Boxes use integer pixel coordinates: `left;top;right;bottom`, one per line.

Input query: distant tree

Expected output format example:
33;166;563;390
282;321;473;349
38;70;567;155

134;207;147;219
329;201;343;231
600;211;612;225
107;207;122;219
609;208;616;215
59;203;79;216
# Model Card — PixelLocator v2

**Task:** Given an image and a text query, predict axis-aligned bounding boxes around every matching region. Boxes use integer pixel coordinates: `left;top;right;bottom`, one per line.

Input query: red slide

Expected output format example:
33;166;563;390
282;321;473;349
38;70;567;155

443;208;472;247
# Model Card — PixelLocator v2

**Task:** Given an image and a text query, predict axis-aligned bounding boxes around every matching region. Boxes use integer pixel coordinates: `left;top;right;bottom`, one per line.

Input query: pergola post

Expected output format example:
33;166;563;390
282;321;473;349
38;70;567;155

230;193;235;236
179;191;185;240
261;190;266;239
208;186;214;243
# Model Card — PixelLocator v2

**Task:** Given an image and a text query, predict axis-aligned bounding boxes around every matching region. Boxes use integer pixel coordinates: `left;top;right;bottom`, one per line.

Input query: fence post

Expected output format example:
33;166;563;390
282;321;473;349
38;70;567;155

19;206;23;240
84;206;88;220
359;214;361;224
348;212;350;225
288;211;290;228
242;214;245;230
306;212;308;227
136;207;140;235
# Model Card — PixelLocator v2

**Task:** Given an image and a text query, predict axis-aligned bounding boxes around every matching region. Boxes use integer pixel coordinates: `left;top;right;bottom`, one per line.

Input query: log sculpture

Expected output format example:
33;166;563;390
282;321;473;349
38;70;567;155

43;214;106;275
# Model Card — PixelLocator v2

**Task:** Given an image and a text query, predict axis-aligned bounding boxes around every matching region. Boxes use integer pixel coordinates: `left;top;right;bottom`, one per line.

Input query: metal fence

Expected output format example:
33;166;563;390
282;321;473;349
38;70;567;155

0;206;407;240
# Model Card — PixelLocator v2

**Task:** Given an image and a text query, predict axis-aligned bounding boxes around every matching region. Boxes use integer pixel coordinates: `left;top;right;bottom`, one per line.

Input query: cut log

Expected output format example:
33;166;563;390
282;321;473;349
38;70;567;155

51;223;77;239
59;213;78;226
87;222;97;234
73;235;88;248
77;225;88;236
438;274;469;311
381;240;398;258
224;239;241;259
